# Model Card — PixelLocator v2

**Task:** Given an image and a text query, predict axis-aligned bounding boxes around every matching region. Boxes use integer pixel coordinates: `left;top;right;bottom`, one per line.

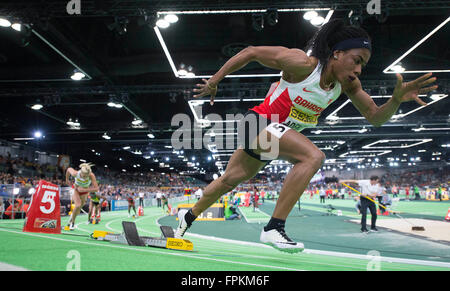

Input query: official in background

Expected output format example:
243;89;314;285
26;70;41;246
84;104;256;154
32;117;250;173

319;187;326;204
341;176;384;233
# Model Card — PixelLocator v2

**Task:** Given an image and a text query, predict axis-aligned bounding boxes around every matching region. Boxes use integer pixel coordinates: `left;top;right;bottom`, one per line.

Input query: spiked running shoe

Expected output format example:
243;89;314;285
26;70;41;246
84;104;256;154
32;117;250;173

174;209;192;238
260;227;304;253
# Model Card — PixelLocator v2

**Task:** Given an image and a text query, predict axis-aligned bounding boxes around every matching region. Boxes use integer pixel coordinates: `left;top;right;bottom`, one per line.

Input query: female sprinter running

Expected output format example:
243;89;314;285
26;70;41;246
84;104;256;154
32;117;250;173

88;192;105;224
65;163;99;230
175;19;437;253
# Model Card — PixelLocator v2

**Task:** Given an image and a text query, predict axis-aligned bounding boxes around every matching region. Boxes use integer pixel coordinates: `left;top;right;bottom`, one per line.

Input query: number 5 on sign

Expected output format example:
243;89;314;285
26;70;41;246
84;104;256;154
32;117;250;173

23;180;61;234
40;190;56;214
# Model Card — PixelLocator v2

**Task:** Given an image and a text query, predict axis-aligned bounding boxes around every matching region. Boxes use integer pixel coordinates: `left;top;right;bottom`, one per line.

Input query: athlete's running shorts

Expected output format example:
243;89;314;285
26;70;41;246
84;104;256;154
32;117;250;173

238;110;291;162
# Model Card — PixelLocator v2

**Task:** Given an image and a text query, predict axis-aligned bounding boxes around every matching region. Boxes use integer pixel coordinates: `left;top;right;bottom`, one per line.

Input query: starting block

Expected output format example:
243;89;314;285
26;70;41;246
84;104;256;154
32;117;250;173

90;221;193;251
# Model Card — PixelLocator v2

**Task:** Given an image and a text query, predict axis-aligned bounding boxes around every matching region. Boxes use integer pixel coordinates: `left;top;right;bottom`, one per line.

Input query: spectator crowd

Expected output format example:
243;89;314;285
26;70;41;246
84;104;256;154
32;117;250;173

0;152;448;219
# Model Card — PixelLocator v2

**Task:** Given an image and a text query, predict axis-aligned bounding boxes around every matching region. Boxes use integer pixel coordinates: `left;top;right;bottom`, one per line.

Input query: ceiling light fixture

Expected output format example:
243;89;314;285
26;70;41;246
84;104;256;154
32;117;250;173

362;139;433;149
326;94;448;121
339;150;392;158
303;11;318;20
31;103;43;110
391;64;405;73
131;118;143;125
66;118;81;129
71;70;86;81
156;18;170;28
11;23;21;31
311;128;369;135
164;14;179;23
0;18;11;27
310;15;325;26
14;137;35;141
177;63;188;76
33;131;43;139
107;99;123;108
412;126;450;132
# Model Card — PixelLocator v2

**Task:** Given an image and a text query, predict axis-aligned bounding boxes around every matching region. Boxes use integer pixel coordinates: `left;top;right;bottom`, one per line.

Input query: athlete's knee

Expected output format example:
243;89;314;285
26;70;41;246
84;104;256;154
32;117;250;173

311;150;326;168
219;173;245;191
300;149;325;170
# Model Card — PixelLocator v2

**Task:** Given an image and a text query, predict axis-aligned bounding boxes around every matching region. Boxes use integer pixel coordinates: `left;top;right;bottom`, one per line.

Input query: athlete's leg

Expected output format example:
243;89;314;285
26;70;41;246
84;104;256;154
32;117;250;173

69;191;80;225
88;201;93;222
191;148;267;216
95;204;101;221
269;129;325;220
70;191;87;224
175;148;266;238
253;128;324;252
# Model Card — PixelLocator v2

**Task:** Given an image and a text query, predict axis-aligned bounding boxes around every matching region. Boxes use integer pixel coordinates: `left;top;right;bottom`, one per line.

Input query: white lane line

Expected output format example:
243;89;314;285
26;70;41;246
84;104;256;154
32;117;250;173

0;228;304;271
0;262;29;271
156;212;450;269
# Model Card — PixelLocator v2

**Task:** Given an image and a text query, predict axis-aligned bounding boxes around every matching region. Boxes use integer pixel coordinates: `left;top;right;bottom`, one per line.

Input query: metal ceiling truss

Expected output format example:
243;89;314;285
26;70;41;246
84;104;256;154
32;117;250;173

1;79;448;97
1;1;449;18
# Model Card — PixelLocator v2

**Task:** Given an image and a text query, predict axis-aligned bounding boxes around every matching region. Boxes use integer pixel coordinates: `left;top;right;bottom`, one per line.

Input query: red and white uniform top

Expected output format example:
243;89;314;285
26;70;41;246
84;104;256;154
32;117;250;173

250;62;342;132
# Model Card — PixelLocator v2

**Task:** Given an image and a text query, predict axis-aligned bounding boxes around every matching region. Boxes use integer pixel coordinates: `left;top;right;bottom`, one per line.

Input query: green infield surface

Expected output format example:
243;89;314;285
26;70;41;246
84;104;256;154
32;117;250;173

0;197;449;271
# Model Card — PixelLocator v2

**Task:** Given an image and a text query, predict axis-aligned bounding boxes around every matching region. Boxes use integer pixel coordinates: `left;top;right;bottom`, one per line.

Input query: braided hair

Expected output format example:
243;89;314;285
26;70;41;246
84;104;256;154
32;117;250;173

305;19;371;68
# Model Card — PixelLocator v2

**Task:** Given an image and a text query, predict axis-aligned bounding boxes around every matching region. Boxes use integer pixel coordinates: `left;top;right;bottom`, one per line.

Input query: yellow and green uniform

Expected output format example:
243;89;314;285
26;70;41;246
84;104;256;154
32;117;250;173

90;192;100;204
75;171;91;188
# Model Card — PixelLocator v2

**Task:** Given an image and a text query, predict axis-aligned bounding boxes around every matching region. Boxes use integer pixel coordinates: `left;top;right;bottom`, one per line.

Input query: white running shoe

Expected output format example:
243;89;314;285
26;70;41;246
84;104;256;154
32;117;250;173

260;228;304;253
174;209;191;238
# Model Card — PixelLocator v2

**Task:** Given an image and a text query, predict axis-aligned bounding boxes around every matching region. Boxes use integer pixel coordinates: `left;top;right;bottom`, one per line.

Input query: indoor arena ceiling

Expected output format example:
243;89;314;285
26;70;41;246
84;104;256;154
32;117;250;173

0;0;448;177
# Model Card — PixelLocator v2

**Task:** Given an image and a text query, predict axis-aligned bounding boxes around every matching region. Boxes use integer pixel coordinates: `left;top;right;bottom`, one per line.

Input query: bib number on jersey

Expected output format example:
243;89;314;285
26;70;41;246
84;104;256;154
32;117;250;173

289;107;318;125
265;122;291;139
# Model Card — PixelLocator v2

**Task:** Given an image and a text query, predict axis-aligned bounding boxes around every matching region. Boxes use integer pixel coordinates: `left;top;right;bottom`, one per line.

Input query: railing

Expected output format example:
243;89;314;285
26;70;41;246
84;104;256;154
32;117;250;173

0;183;192;219
0;184;32;219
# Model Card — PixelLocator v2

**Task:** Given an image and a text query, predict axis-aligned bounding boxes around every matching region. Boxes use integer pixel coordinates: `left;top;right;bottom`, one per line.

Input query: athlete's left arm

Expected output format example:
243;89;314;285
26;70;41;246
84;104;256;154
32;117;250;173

65;167;77;185
89;173;100;192
344;73;437;127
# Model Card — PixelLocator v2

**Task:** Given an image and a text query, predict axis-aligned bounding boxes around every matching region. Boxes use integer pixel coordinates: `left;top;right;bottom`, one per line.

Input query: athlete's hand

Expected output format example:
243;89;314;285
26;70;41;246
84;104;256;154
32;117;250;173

76;186;89;193
193;78;218;105
392;73;437;106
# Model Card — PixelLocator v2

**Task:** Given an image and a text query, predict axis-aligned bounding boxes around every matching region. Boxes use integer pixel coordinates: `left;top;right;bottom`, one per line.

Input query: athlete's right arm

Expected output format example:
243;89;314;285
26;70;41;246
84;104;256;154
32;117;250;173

193;46;313;102
248;46;313;76
65;167;77;184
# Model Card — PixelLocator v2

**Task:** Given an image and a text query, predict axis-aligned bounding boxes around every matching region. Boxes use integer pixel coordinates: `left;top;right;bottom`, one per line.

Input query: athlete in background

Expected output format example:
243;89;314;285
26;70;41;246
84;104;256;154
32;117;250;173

127;192;137;218
88;192;105;223
65;163;99;230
